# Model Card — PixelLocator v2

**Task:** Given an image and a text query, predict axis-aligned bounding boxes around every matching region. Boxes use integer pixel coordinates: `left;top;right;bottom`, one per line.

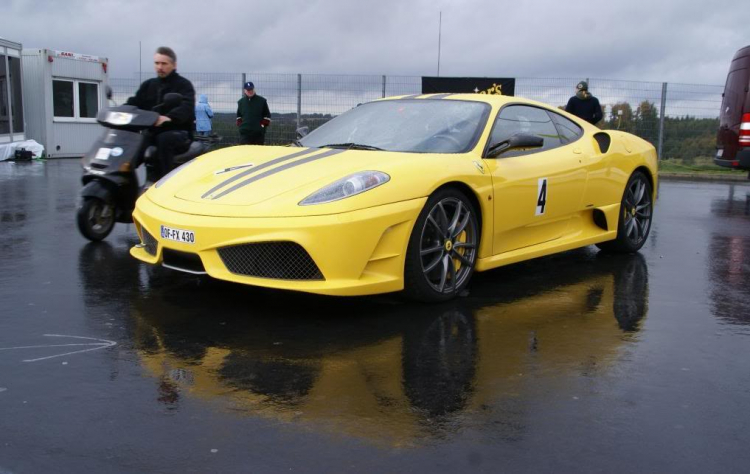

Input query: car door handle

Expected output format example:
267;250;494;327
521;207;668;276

572;147;582;154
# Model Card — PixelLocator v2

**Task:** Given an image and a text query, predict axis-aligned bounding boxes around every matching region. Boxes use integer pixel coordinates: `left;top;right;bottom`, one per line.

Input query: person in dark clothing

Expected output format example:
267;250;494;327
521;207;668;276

565;81;603;125
126;46;196;179
236;82;271;145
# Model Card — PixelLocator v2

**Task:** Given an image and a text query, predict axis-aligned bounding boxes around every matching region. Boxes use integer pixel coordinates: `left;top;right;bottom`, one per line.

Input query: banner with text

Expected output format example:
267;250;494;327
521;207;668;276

421;77;516;96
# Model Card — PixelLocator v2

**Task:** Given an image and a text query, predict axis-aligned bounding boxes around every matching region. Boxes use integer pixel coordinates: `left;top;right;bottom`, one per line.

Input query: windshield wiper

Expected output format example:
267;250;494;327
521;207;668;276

319;142;384;151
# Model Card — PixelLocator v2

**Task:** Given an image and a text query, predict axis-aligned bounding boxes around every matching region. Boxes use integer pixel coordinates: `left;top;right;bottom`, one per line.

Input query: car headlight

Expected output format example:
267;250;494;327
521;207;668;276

299;171;390;205
106;112;134;125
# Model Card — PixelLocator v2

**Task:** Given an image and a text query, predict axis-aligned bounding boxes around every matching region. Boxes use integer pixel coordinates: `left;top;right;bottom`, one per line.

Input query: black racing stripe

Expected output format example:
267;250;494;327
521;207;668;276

211;149;345;200
201;148;317;199
428;93;454;99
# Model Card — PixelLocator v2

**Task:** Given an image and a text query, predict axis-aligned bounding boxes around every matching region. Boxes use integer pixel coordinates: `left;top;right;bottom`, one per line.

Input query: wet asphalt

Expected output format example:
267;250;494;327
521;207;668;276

0;160;749;473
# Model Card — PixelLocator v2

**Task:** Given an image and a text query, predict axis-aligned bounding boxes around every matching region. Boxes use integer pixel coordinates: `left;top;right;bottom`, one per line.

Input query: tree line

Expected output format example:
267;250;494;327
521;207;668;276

597;101;718;162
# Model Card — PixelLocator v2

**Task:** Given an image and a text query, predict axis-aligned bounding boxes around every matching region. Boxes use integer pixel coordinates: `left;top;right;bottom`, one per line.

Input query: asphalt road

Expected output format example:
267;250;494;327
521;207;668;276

1;160;749;473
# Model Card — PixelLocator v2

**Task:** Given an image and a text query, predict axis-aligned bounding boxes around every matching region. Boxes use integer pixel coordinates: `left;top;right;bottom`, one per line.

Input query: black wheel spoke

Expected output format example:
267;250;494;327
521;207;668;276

452;251;472;267
634;181;645;204
452;212;471;238
421;244;443;256
625;216;636;237
437;203;450;236
449;257;457;293
447;201;462;236
423;253;444;273
438;255;449;292
427;214;443;235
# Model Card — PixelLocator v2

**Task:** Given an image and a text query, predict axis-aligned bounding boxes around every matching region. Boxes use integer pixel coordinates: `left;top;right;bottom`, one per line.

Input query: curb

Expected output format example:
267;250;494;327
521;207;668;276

658;172;748;183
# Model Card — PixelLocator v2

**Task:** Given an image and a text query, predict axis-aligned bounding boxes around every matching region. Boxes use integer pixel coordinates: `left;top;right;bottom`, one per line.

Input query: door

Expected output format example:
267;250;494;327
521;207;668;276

483;105;588;255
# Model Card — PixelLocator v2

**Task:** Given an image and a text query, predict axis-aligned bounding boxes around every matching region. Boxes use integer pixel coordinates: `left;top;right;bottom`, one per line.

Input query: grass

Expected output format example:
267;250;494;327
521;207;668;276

658;156;746;176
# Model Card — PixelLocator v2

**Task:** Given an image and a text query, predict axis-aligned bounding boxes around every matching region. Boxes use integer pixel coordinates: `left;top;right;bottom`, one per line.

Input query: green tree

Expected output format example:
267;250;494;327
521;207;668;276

606;102;635;133
634;101;659;145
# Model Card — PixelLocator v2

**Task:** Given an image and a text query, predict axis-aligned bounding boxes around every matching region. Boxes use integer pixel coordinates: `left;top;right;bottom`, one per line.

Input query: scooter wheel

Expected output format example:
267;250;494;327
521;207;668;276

77;197;115;241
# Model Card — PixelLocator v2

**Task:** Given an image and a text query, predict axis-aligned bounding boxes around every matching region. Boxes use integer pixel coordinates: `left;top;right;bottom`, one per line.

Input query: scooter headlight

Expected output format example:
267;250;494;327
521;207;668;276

106;112;134;125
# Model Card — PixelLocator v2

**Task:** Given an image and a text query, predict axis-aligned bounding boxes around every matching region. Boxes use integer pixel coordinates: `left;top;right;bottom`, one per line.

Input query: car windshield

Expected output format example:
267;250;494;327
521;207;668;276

298;99;490;153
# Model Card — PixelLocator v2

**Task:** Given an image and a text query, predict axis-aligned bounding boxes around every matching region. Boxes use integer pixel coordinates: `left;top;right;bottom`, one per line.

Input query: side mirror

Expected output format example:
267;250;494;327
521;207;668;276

162;92;183;110
105;85;113;100
486;134;544;158
296;126;309;139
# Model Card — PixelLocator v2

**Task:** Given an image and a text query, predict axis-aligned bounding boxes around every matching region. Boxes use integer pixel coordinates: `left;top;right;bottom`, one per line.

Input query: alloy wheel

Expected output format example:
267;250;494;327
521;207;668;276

622;177;651;247
418;197;478;294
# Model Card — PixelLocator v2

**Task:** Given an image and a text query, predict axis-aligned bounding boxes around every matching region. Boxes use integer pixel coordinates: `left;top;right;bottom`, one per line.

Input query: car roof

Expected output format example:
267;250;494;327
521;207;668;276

381;93;552;109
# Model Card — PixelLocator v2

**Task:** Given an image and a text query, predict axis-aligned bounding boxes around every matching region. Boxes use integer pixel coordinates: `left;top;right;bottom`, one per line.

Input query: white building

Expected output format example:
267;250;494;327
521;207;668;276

22;48;109;158
0;38;25;146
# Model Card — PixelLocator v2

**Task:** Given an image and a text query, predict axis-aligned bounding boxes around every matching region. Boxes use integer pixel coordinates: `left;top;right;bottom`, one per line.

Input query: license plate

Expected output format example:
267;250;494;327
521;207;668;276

160;225;196;244
716;149;723;158
95;147;112;160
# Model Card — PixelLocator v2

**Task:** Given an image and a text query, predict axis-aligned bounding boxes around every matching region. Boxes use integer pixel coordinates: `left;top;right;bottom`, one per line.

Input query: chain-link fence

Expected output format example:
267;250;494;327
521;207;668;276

110;73;723;159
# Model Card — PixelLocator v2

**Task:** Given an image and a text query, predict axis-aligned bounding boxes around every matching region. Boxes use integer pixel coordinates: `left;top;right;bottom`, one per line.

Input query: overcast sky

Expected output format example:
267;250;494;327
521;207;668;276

2;0;746;85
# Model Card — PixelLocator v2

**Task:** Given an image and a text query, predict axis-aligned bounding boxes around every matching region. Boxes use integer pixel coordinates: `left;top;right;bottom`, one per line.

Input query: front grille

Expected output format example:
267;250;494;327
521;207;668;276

162;248;206;274
142;227;157;256
218;242;324;281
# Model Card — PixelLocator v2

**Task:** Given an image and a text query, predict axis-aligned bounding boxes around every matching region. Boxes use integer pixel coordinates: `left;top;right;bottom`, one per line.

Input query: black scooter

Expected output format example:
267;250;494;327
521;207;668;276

77;91;218;241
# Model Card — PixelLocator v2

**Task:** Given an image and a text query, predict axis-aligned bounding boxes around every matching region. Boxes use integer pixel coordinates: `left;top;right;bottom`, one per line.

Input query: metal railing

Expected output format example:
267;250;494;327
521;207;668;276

109;73;723;160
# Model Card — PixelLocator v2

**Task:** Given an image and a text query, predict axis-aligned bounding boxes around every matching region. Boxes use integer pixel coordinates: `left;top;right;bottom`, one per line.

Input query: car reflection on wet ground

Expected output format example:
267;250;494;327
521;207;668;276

1;161;749;473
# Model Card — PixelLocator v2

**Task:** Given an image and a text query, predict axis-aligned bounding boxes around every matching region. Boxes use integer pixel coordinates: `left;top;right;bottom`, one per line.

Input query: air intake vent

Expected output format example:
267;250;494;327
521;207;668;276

218;242;324;281
594;132;611;153
141;228;158;256
162;248;206;274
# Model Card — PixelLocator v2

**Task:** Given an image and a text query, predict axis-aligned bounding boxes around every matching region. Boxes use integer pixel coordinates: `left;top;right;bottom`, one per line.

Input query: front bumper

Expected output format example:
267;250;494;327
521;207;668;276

130;195;426;296
714;148;750;170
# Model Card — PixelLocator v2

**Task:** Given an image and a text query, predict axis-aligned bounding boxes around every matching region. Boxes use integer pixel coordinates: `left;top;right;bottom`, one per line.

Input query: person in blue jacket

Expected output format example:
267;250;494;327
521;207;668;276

195;94;214;136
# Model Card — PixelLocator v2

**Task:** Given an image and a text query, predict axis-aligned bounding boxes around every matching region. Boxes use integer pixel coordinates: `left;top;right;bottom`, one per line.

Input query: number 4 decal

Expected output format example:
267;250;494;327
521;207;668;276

536;178;548;216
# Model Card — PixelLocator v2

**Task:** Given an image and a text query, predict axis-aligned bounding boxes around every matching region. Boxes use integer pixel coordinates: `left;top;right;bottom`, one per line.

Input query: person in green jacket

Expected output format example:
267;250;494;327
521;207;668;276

236;81;271;145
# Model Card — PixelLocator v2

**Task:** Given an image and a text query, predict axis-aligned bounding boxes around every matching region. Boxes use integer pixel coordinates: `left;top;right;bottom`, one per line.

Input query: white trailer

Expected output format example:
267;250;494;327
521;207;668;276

22;49;109;158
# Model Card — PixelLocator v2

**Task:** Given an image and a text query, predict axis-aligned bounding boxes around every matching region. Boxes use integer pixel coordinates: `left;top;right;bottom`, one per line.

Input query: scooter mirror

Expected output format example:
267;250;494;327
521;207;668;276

296;126;309;139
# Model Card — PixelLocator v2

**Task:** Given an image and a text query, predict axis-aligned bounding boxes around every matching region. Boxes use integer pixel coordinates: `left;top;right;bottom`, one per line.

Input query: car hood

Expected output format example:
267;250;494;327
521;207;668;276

145;145;439;218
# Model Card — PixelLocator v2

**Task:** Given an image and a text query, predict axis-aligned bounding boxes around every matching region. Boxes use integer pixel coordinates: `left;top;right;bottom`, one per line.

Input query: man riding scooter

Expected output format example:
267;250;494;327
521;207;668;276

126;46;195;182
77;46;216;242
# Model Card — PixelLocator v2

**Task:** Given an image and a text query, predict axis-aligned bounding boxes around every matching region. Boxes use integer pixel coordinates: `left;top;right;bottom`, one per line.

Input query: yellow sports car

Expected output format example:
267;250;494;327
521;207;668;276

130;94;657;301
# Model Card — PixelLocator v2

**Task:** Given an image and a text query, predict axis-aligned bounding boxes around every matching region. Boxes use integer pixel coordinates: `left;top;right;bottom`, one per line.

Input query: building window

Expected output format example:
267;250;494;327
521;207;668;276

53;79;99;121
78;82;99;118
0;52;8;135
8;56;24;133
53;80;75;117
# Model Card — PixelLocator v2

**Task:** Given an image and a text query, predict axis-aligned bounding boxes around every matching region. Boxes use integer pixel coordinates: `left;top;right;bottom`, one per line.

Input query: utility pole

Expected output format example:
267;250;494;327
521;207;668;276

437;11;442;77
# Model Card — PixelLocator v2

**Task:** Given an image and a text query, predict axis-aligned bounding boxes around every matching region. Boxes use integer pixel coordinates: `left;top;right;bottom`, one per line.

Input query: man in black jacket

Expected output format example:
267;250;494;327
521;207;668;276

565;81;603;125
126;46;195;180
236;82;271;145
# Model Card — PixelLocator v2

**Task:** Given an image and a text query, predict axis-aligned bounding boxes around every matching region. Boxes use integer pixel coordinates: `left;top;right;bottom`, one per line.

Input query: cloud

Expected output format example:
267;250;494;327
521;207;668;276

1;0;745;86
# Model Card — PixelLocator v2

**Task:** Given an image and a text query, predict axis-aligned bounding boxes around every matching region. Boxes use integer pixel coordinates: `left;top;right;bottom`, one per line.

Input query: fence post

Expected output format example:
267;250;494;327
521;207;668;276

297;74;302;131
657;82;668;160
382;75;386;98
241;73;246;88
